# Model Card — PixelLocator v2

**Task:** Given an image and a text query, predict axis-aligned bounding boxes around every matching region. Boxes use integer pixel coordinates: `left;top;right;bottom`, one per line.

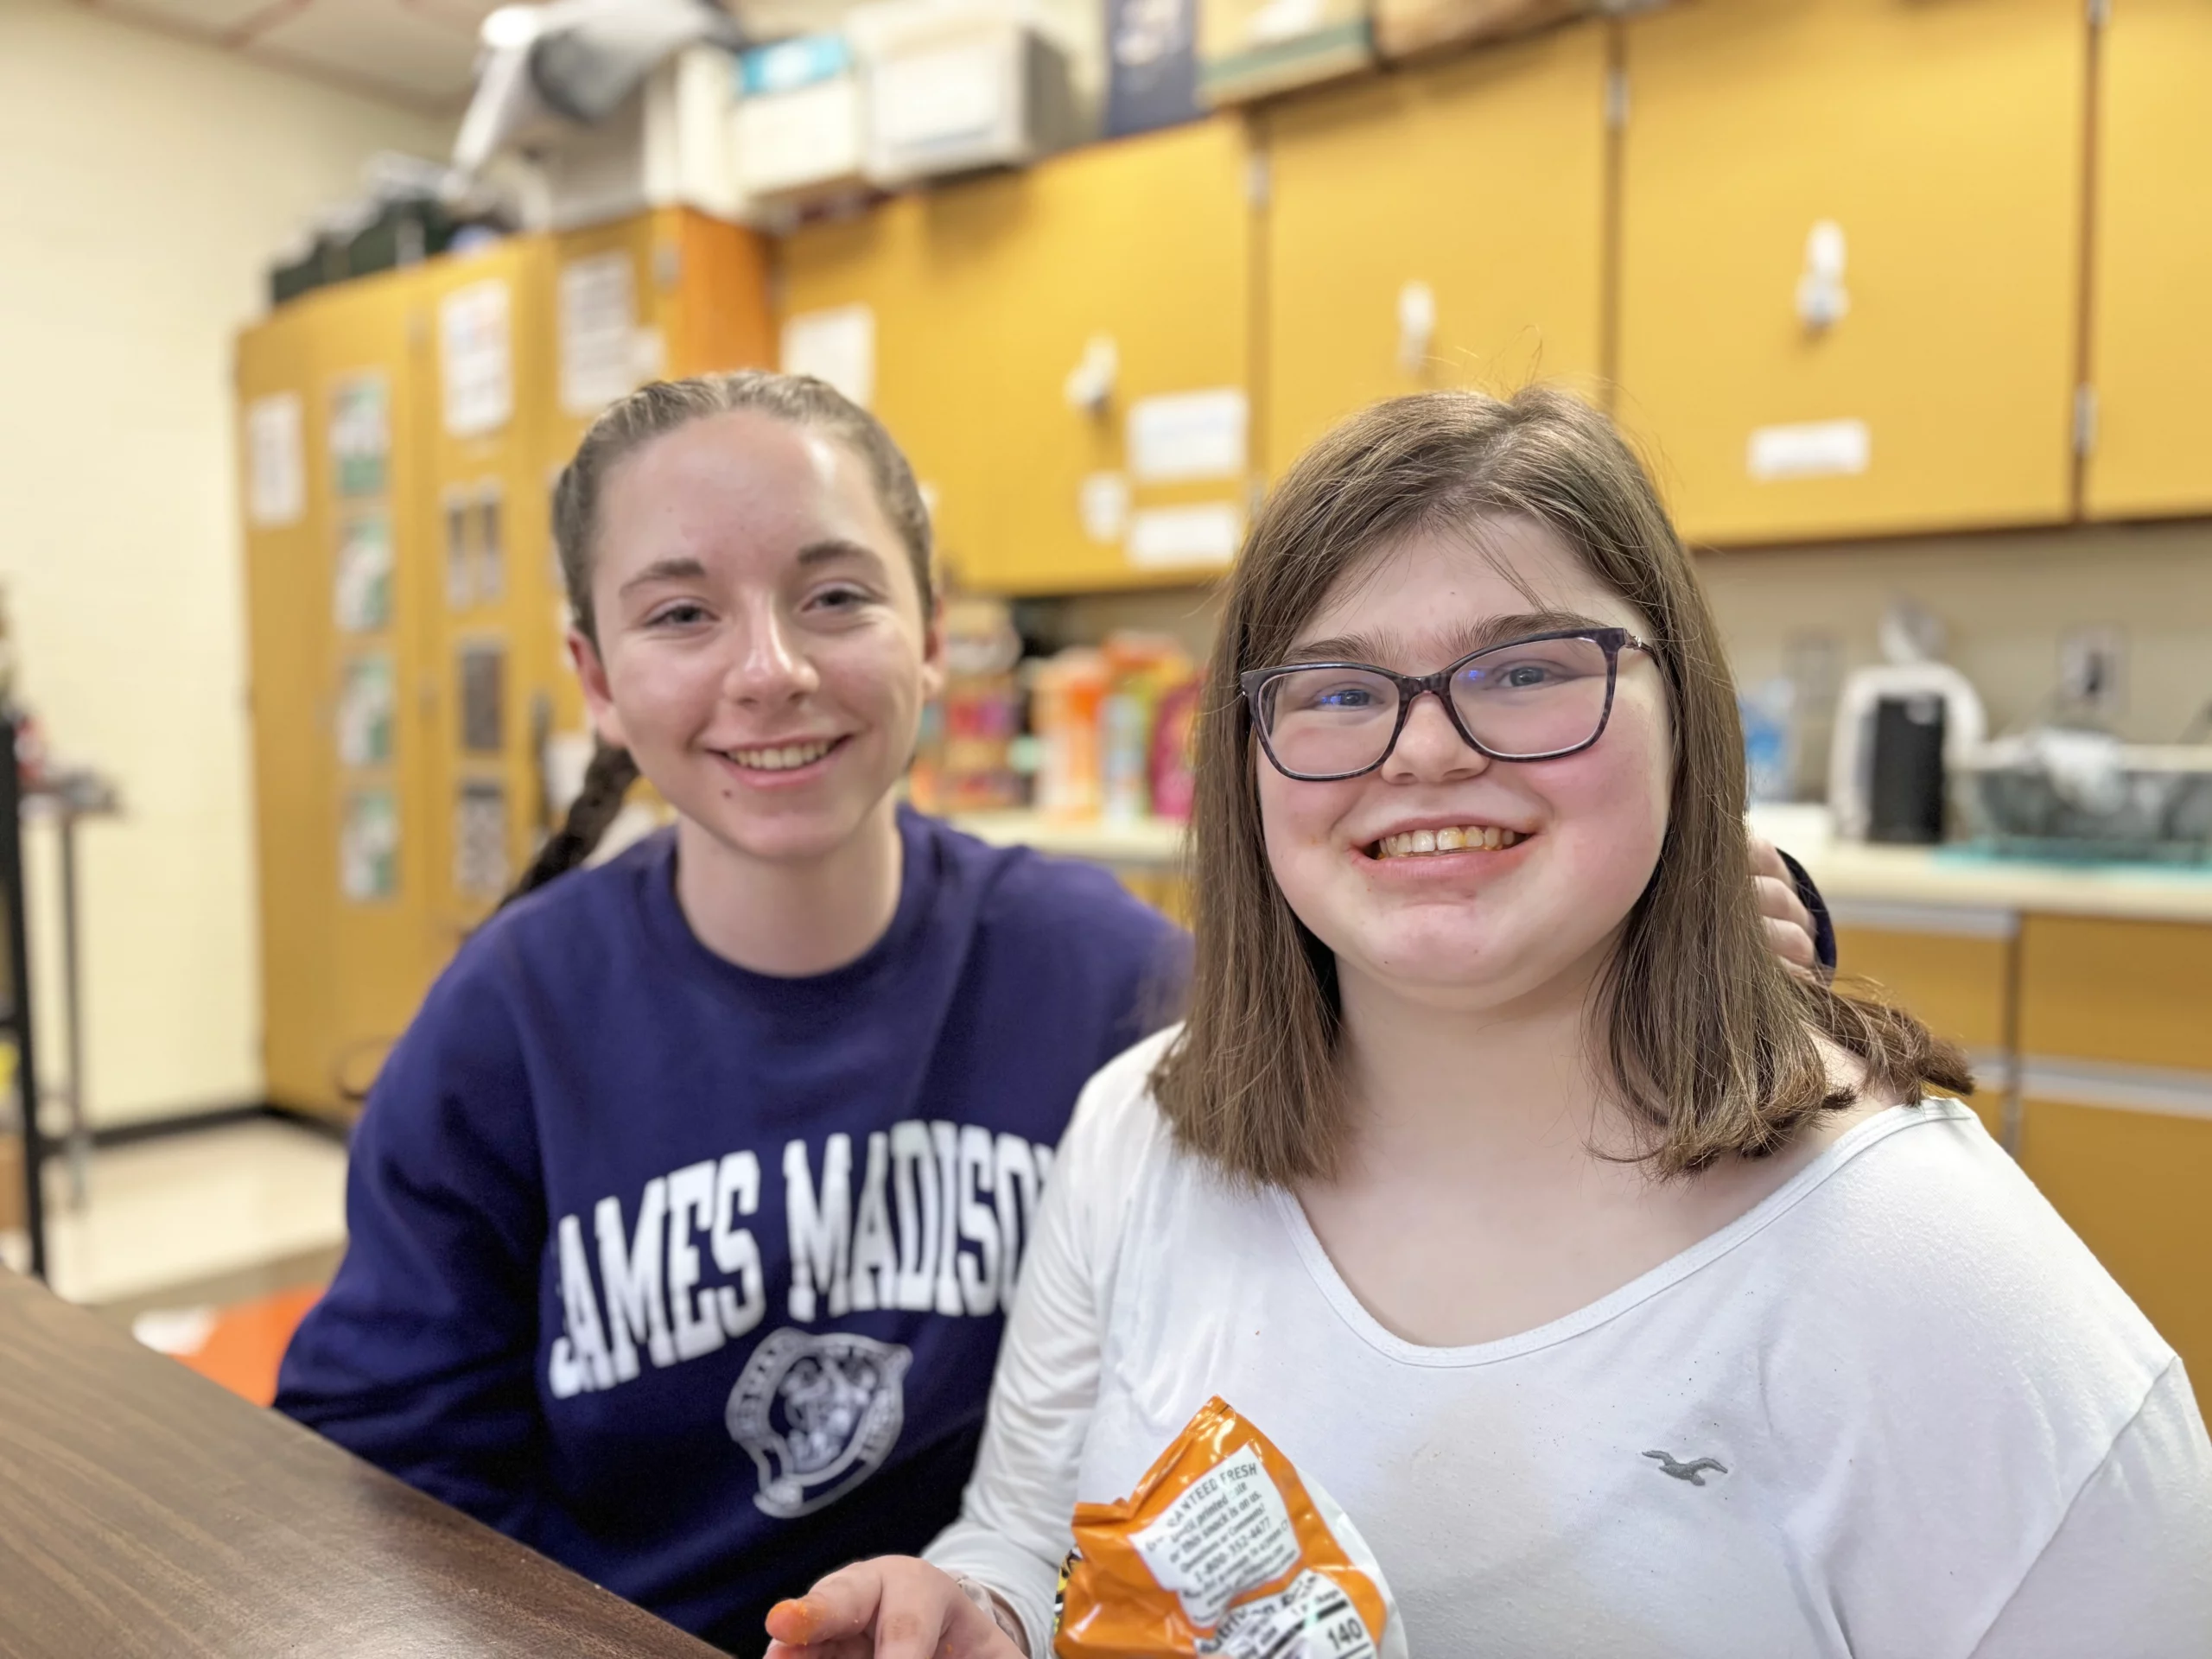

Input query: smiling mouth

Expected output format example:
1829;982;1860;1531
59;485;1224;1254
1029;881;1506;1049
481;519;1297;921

1366;824;1528;859
718;737;844;772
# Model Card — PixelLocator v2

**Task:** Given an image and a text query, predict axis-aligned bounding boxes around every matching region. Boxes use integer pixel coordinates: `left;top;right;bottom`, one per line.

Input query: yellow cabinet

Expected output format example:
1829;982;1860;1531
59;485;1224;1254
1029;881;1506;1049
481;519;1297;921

406;238;563;950
2082;0;2212;518
1617;0;2086;545
971;118;1256;594
1262;22;1610;473
1831;905;2014;1141
780;119;1255;596
238;267;442;1118
2015;916;2212;1411
780;192;1004;587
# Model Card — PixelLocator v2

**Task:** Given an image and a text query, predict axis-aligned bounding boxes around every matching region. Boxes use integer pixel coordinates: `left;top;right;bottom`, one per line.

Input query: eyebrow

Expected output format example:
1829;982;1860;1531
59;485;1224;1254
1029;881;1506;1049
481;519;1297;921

1282;610;1616;669
614;539;888;598
618;556;707;597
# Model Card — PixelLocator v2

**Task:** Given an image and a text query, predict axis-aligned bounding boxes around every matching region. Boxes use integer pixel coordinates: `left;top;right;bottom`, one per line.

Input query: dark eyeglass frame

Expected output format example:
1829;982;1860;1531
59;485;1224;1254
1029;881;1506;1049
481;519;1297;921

1239;626;1656;782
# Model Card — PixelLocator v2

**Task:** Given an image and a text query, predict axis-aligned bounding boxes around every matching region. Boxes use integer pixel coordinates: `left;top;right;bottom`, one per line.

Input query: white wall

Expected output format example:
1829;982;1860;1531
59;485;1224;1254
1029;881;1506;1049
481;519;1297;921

0;0;450;1127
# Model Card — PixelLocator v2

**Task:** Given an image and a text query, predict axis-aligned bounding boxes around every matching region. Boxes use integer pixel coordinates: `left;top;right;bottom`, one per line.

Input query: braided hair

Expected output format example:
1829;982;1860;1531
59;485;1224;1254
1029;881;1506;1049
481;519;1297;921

503;371;934;903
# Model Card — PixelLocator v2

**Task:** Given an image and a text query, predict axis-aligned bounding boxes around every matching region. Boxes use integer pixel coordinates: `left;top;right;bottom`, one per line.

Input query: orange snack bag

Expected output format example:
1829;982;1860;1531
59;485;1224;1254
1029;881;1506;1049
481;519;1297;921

1053;1398;1406;1659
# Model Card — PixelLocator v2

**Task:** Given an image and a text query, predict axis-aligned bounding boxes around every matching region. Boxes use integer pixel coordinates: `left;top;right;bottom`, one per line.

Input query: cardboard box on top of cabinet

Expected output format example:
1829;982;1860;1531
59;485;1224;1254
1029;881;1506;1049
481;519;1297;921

1372;0;1586;60
1199;0;1374;105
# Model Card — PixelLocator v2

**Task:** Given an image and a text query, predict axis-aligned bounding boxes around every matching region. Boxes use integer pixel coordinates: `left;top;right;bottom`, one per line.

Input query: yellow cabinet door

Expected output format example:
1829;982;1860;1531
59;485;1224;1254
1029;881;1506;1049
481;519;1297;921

406;239;563;949
969;118;1256;595
2083;0;2212;518
1262;22;1610;474
1831;908;2014;1140
1617;0;2086;545
779;194;1004;590
238;268;441;1117
2015;915;2212;1413
238;303;338;1116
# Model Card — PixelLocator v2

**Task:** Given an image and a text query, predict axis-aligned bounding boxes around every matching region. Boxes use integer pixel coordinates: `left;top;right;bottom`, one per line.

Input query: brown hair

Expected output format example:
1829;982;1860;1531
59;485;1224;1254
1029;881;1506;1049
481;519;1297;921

505;371;934;905
1150;387;1969;1185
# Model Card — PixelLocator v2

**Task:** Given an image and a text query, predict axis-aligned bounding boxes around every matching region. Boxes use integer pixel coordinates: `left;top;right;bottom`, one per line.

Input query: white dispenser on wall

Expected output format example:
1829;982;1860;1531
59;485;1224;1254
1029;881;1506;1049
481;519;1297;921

1827;600;1987;843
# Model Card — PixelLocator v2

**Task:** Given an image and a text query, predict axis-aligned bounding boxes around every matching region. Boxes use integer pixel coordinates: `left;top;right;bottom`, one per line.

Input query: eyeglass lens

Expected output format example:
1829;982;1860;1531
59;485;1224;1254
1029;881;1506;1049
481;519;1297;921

1259;635;1617;776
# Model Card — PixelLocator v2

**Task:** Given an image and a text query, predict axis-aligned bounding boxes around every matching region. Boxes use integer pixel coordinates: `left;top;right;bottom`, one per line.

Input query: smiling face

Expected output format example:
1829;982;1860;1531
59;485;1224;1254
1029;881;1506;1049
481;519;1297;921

1255;515;1673;1014
571;409;941;866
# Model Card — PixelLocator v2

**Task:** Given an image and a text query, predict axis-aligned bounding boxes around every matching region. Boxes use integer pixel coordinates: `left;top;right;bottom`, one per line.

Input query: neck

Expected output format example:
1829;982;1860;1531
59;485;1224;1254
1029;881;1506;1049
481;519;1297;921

1332;947;1622;1181
672;799;906;976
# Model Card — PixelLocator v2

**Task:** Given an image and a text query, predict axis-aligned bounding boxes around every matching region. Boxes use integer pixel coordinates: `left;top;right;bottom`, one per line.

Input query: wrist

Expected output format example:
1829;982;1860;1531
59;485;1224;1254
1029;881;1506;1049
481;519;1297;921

954;1574;1029;1656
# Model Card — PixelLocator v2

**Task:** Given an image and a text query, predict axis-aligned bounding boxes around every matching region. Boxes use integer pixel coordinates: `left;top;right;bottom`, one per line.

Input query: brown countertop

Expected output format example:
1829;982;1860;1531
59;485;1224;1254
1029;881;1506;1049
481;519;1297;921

0;1268;721;1659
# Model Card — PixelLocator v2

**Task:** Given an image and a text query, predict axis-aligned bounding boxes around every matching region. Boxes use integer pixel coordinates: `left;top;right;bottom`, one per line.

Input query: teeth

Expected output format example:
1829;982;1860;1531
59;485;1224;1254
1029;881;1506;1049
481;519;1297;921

728;740;834;772
1374;825;1524;859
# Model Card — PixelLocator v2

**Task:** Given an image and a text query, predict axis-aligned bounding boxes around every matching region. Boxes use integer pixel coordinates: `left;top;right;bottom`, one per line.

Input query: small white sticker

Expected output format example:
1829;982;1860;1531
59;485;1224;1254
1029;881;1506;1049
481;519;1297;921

1128;1443;1302;1629
1128;503;1242;570
1211;1568;1378;1659
1128;388;1248;483
781;304;875;410
1746;418;1869;481
1080;472;1131;543
441;279;513;437
245;393;304;527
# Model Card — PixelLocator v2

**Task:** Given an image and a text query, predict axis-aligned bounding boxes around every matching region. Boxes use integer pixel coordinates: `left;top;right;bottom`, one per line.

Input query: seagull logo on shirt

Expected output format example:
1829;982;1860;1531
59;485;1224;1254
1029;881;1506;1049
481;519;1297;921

1644;1450;1729;1485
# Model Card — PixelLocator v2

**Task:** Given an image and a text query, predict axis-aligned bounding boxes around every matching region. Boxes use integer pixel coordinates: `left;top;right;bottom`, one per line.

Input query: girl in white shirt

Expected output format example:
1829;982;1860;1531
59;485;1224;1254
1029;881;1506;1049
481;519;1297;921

763;388;2212;1658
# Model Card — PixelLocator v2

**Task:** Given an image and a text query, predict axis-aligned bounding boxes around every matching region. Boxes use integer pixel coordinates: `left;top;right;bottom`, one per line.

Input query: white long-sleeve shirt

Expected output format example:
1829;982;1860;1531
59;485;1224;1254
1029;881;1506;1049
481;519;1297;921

928;1029;2212;1657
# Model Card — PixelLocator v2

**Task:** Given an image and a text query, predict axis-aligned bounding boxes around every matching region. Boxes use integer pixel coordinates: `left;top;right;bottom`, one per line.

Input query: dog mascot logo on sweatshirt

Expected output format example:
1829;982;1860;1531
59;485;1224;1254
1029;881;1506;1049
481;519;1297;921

727;1327;913;1517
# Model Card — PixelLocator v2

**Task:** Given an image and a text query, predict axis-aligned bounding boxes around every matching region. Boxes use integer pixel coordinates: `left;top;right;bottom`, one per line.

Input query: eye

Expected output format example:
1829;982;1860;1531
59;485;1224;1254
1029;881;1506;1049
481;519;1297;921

646;601;710;629
806;582;878;614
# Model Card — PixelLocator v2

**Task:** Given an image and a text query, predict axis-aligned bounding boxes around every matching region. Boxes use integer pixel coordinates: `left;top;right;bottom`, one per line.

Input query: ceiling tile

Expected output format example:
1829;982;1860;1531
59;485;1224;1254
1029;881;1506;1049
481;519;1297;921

244;0;480;104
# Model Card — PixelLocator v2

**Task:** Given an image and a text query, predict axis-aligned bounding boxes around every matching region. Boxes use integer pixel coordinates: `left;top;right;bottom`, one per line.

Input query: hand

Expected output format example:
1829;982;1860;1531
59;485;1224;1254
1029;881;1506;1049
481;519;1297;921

764;1557;1027;1659
1751;836;1821;981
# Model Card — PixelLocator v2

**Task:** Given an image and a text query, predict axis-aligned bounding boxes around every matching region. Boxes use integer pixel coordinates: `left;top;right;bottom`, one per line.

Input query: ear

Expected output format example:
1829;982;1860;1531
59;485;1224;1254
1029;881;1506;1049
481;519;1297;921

918;591;948;705
569;629;629;753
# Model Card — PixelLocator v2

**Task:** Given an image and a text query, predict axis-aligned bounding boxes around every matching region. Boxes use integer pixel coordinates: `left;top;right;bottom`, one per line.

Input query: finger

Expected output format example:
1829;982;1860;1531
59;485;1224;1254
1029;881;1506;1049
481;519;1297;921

1754;873;1816;939
1765;912;1819;973
763;1640;873;1659
1747;835;1789;883
765;1564;886;1645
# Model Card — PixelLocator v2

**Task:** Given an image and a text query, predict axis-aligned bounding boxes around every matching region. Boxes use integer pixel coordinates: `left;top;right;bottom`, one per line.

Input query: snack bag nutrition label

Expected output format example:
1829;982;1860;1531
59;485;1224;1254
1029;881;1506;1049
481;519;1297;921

1052;1398;1405;1659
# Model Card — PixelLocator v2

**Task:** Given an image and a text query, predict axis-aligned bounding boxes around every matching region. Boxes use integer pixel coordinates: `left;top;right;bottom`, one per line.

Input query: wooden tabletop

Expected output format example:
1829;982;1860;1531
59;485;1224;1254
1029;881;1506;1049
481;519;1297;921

0;1268;722;1658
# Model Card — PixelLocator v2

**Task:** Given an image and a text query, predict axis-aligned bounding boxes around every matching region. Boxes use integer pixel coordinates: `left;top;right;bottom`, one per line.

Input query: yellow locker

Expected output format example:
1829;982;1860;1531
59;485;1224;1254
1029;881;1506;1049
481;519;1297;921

1616;0;2087;545
1262;22;1611;473
238;266;440;1118
969;118;1256;595
2082;0;2212;518
407;238;563;947
779;193;1003;588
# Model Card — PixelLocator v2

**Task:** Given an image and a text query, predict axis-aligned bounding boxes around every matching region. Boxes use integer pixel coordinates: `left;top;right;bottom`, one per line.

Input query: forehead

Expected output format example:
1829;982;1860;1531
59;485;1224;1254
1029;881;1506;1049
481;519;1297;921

1291;516;1642;666
595;410;893;568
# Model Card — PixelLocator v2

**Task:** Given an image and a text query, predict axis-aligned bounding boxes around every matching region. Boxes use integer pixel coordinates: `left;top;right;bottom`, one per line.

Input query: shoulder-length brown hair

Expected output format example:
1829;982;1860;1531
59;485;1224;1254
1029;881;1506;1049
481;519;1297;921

1151;387;1969;1185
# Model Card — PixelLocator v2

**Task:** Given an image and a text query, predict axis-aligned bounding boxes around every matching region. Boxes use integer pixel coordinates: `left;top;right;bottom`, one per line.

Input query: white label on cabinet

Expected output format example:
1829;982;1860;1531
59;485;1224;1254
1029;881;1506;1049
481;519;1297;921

245;393;304;527
1080;472;1131;543
1128;502;1242;569
1128;388;1248;483
782;304;876;410
441;279;512;437
1747;418;1869;481
558;252;638;416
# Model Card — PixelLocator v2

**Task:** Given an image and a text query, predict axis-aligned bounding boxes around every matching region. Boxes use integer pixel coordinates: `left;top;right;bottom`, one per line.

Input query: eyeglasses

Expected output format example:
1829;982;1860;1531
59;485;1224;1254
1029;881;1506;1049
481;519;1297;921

1240;627;1656;782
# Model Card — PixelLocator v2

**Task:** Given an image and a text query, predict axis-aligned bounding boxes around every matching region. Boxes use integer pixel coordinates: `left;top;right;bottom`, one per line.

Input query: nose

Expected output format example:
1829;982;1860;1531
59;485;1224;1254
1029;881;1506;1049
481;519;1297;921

723;601;820;706
1380;688;1491;784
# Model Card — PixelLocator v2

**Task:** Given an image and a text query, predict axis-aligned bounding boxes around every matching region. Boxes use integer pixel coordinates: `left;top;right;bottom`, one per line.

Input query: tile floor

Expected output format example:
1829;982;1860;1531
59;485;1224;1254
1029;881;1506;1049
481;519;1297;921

3;1118;348;1402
